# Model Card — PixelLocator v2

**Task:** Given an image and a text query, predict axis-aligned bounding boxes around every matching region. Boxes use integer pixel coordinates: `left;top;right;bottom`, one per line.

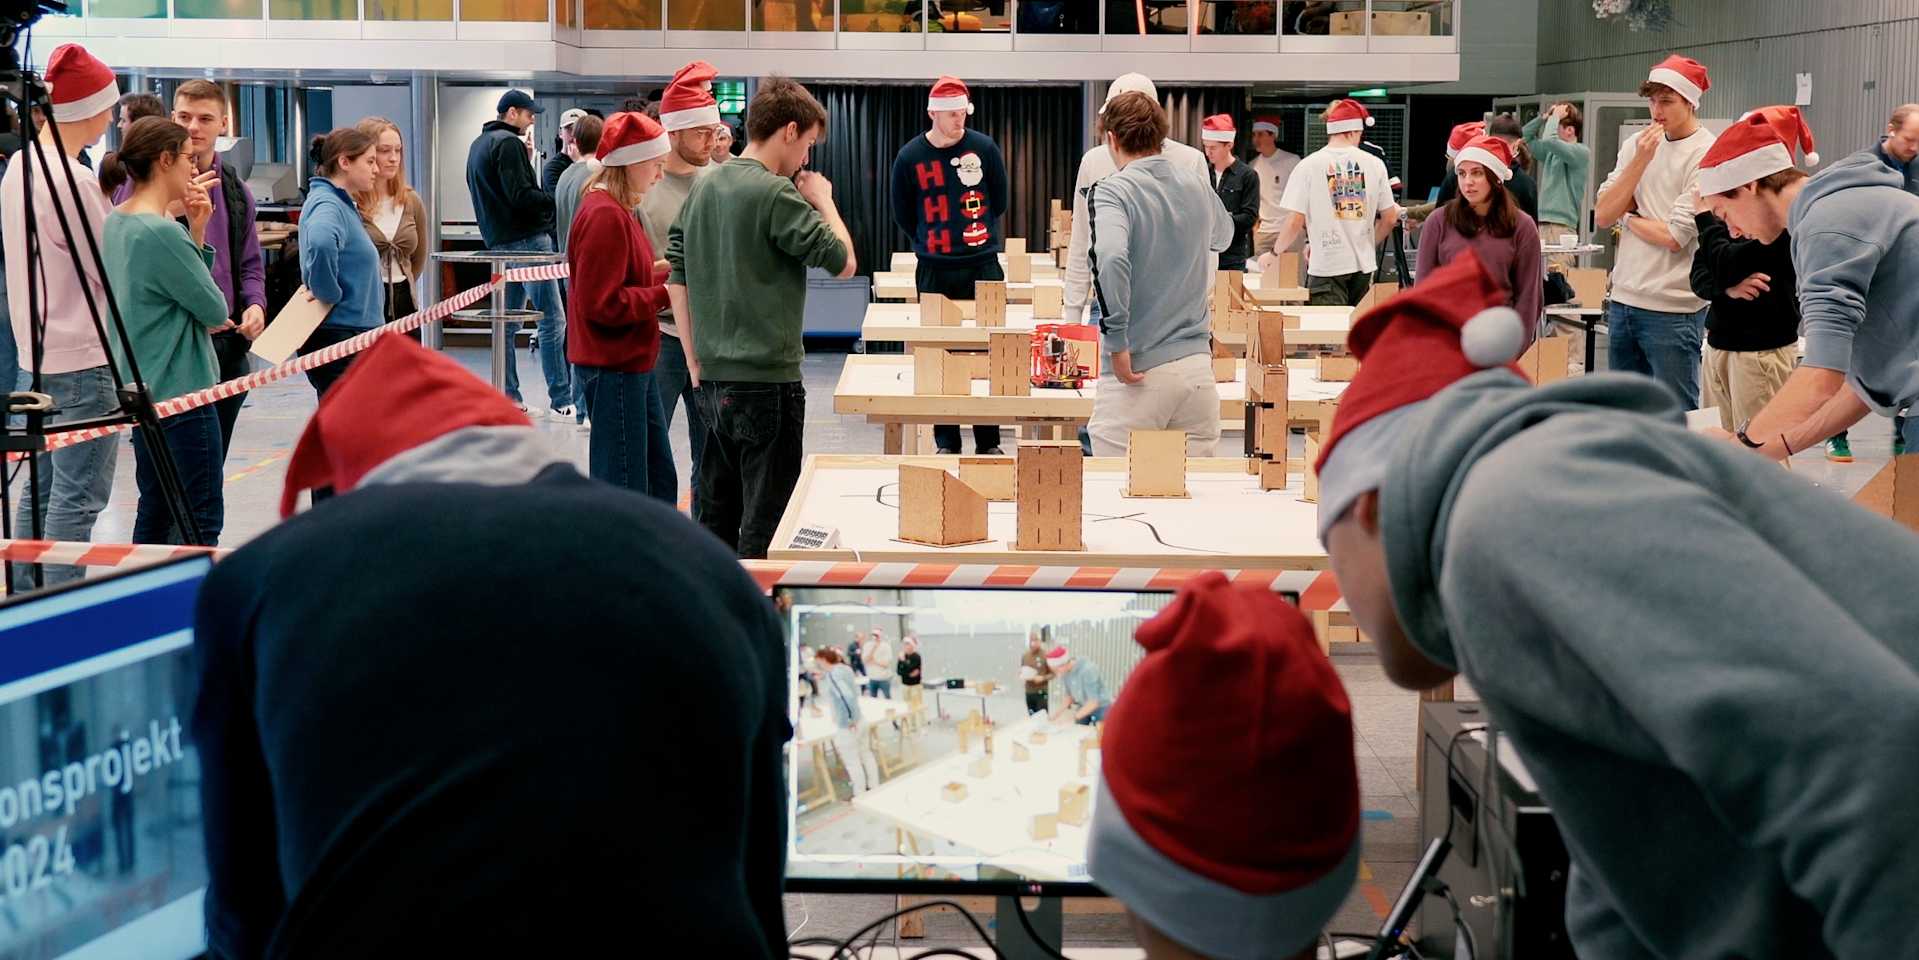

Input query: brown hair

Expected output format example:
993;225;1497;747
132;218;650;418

1754;169;1809;193
118;92;164;124
1101;91;1167;157
352;116;411;207
744;75;827;144
1443;168;1519;239
1556;102;1584;139
1487;114;1533;176
97;117;189;196
582;162;648;214
817;647;844;665
309;127;376;179
1636;80;1688;102
172;80;227;114
572;113;605;155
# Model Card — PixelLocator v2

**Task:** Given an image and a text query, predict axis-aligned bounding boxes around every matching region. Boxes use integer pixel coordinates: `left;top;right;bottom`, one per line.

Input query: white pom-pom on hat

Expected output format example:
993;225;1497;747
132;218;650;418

1805;150;1820;166
1460;306;1525;368
1365;116;1375;127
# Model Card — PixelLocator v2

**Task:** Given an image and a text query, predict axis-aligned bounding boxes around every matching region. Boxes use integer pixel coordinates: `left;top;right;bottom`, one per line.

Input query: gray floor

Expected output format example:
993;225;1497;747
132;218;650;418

49;340;1901;955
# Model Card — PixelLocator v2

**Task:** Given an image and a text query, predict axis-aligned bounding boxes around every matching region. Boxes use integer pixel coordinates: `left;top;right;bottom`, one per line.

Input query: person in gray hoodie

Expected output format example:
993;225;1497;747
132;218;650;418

1318;250;1919;960
1699;106;1919;457
1084;90;1232;458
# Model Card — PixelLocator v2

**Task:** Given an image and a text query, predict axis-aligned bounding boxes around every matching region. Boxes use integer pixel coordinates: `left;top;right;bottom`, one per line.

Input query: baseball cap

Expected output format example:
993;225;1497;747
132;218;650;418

1102;73;1158;114
497;89;543;115
559;108;588;128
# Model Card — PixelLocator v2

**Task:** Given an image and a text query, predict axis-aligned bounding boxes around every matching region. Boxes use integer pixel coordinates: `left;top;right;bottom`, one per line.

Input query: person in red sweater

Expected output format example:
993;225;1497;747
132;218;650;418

567;112;675;501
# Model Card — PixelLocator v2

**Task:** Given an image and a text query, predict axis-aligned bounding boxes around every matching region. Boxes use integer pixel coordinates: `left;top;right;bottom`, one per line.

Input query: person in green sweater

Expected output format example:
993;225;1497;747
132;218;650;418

101;117;230;547
1523;102;1592;264
666;75;853;559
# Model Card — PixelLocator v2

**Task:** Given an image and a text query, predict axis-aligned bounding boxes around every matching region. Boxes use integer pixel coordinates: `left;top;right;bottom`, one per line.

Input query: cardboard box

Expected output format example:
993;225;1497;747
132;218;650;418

1318;355;1360;382
968;756;993;778
943;782;969;803
1028;812;1058;841
1518;336;1571;386
1853;454;1919;534
1058;784;1091;826
898;464;990;546
958;457;1017;501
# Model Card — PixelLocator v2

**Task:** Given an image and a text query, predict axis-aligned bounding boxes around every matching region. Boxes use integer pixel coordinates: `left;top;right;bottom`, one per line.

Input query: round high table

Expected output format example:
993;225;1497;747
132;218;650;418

429;249;564;394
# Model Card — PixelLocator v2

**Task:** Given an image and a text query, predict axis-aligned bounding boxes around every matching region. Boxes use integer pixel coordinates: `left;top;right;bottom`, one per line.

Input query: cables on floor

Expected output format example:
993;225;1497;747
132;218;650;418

790;898;1004;960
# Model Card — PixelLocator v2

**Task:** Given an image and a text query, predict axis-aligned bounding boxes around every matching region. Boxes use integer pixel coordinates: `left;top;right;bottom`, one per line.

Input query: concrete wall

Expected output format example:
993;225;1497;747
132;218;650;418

1411;0;1537;95
1536;0;1919;164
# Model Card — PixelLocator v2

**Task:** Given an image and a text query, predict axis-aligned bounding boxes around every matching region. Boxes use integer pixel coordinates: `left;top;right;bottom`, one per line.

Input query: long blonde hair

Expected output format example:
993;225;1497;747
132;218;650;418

582;162;646;214
353;116;411;208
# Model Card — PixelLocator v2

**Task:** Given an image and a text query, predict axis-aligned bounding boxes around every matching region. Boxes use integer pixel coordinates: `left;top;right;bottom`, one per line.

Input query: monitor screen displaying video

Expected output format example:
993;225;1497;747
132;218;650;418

774;585;1173;894
0;556;213;960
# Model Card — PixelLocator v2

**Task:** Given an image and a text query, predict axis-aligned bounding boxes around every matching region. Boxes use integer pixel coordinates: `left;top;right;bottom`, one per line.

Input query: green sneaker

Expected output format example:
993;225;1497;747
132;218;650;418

1826;437;1854;463
1896;437;1908;457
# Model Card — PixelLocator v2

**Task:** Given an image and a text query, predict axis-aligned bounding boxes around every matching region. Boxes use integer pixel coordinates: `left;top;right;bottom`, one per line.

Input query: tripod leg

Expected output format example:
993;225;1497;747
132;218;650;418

134;413;205;547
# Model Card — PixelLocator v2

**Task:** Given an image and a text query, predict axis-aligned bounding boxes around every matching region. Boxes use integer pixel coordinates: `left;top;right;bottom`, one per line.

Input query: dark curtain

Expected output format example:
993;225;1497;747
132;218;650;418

1159;86;1250;153
810;83;1083;277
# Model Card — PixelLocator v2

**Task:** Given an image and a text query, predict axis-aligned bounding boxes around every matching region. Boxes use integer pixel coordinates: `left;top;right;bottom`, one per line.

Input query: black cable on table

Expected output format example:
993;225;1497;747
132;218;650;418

816;899;1004;959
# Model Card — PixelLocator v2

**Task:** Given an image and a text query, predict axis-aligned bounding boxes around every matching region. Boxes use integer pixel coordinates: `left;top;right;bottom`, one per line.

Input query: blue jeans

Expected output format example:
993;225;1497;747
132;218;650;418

1607;302;1709;410
1904;411;1918;450
654;332;706;515
130;405;223;547
868;678;893;699
495;235;572;412
580;365;676;503
11;365;121;588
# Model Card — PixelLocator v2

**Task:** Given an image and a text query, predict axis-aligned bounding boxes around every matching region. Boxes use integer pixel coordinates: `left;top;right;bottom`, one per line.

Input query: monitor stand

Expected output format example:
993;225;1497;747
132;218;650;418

997;896;1063;960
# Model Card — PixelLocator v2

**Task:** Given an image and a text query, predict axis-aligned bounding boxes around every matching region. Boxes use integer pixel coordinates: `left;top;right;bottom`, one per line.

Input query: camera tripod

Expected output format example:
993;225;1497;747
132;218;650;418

0;16;203;594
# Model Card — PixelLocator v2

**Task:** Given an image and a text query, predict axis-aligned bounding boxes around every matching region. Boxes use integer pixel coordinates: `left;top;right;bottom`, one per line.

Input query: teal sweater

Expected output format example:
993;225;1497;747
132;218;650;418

104;212;227;402
1383;371;1919;959
1522;113;1592;229
665;158;848;383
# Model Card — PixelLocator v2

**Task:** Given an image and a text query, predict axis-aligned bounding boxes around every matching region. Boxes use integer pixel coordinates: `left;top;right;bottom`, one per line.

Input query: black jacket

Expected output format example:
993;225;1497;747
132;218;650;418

542;153;572;196
1437;167;1540;224
1211;159;1261;270
1689;213;1799;352
465;120;555;248
192;465;789;959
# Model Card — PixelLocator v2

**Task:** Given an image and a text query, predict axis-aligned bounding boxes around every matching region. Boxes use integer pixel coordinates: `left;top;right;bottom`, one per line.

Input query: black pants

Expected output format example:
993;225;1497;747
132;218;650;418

1307;271;1372;306
1025;690;1048;715
916;258;1004;453
299;325;367;506
694;380;806;560
386;280;420;339
209;330;251;463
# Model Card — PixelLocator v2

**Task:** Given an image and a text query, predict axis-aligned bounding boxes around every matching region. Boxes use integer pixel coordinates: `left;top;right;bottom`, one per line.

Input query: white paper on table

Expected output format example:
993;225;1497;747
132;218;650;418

1685;407;1722;432
249;286;333;364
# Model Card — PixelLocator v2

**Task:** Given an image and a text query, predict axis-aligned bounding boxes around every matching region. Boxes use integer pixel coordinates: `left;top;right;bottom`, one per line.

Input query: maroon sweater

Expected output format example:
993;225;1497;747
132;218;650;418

566;188;669;372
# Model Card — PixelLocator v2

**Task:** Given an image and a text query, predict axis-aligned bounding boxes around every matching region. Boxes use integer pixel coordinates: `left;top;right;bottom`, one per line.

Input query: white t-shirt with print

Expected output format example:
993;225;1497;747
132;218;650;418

1278;144;1395;278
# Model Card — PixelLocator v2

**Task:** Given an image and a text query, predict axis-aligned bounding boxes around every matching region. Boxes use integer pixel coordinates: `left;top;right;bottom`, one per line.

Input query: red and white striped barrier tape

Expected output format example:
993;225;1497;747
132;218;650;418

737;561;1346;612
0;538;227;570
17;261;575;458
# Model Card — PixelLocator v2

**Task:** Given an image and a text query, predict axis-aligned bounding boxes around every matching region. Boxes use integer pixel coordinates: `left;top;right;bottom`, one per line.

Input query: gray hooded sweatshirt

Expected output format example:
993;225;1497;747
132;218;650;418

1379;370;1919;960
1789;147;1919;416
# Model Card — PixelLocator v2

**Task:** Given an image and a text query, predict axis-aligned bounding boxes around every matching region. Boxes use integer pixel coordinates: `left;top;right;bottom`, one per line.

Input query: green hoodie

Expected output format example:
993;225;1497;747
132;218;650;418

1380;370;1919;960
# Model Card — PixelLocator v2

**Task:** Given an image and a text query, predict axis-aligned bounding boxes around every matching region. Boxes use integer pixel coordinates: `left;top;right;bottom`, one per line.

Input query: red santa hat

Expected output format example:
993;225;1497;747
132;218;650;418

1314;250;1530;540
1645;54;1710;108
1324;99;1374;135
1444;120;1485;160
598;111;670;167
1044;644;1070;671
45;44;119;124
1087;571;1358;956
1697;105;1819;195
281;334;531;517
659;60;721;132
927;75;974;115
1252;116;1280;136
1453;134;1515;182
1200;114;1237;143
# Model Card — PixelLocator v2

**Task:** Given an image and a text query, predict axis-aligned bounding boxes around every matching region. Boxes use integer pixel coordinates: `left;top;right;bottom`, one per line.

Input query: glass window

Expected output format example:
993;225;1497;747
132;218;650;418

667;0;744;30
1368;0;1452;35
175;0;264;18
364;0;455;18
584;0;661;28
268;0;353;19
1280;0;1360;34
840;0;922;34
1199;0;1273;34
754;0;829;31
927;0;1007;33
1105;0;1188;35
88;0;165;16
1016;0;1095;33
462;0;550;20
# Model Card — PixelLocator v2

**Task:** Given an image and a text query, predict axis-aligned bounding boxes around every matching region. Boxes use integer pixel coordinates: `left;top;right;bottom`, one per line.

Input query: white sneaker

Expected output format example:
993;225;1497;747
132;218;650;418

547;404;577;422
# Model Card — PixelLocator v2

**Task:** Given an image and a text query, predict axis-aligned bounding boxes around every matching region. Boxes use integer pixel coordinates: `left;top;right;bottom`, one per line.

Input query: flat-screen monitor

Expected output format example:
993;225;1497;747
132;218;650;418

774;584;1177;896
0;556;213;960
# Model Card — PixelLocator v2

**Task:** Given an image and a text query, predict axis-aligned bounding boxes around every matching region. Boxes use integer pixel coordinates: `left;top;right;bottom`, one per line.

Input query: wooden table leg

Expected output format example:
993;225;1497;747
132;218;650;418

883;422;904;455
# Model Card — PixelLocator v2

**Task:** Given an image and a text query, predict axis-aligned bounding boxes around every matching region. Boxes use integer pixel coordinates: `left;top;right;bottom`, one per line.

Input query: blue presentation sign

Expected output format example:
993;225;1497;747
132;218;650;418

0;557;212;960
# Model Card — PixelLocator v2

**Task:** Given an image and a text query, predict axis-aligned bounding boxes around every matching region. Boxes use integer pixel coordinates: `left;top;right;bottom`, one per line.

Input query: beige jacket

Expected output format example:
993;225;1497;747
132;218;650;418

358;190;429;284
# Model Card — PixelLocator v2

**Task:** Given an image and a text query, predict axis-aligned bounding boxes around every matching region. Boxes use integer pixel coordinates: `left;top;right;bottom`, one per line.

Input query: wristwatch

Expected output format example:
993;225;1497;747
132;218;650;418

1734;420;1765;449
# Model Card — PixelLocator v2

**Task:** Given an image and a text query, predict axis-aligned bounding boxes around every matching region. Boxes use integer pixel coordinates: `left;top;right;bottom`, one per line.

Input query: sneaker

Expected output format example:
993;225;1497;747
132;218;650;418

547;404;577;423
977;446;1005;456
935;447;961;456
1896;437;1908;457
1826;437;1854;463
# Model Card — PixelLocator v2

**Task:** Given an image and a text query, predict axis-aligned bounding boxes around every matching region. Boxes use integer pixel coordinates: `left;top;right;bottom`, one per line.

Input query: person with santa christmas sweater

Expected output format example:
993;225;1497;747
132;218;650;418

890;76;1010;455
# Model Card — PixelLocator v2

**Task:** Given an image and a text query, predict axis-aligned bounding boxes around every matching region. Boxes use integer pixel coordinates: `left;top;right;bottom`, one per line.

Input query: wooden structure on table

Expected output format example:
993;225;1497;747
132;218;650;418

1211;270;1257;340
919;293;965;326
974;281;1007;327
958;456;1016;500
1005;237;1032;283
911;346;985;396
1048;199;1072;267
898;464;990;546
1854;453;1919;534
1517;336;1572;385
1244;309;1293;490
1125;429;1189;498
1016;441;1084;551
1033;283;1063;319
988;331;1030;397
